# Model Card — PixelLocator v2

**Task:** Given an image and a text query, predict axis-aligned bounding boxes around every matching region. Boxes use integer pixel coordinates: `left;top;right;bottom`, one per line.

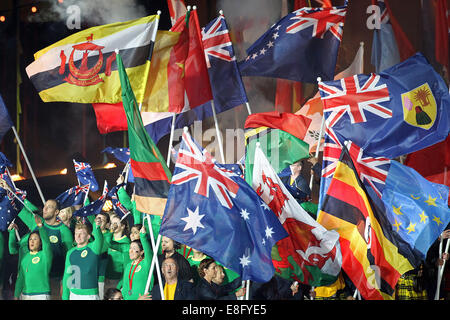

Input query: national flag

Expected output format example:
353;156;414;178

244;112;311;185
107;183;130;218
0;152;12;172
73;160;99;192
252;143;341;286
318;53;450;159
73;181;108;218
159;130;288;283
381;159;450;259
102;147;130;164
0;187;24;231
238;4;347;83
167;0;187;26
0;95;13;141
370;0;415;73
117;51;171;216
55;184;90;209
317;146;421;300
434;0;449;74
25;15;159;104
296;42;364;153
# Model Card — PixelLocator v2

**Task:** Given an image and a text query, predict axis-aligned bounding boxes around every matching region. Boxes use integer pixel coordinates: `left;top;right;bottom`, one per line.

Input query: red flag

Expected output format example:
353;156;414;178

434;0;449;73
167;0;187;26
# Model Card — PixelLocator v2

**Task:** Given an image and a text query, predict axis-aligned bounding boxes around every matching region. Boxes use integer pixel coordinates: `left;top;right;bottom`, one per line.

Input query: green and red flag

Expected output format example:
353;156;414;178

116;51;171;215
244;111;311;184
252;143;342;286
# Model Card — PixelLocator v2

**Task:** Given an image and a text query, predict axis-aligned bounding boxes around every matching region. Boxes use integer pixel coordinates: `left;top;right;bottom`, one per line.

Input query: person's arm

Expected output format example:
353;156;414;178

7;224;19;255
17;199;39;231
91;222;104;255
60;225;74;253
36;217;53;271
14;262;24;299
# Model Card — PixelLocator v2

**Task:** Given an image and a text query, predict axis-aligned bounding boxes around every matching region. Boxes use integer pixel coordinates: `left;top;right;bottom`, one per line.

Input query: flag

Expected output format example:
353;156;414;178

102;147;130;164
252;143;341;286
0;187;24;231
167;0;187;26
297;42;364;153
238;4;347;83
159;130;288;283
318;53;450;159
381;159;450;259
317;146;421;300
25;15;159;104
370;0;415;73
404;135;450;202
244;112;311;185
0;95;13;141
107;183;130;218
73;181;108;218
73;160;99;192
55;184;90;209
117;51;171;216
434;0;449;74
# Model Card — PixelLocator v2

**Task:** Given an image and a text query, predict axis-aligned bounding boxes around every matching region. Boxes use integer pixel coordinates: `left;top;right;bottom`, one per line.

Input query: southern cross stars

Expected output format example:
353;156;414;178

181;206;205;235
240;208;250;220
239;253;251;267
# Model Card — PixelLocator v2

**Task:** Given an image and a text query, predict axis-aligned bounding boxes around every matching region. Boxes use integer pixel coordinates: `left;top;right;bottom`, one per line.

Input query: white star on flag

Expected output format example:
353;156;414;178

181;206;205;235
265;226;274;239
260;202;270;211
239;253;251;267
240;208;250;220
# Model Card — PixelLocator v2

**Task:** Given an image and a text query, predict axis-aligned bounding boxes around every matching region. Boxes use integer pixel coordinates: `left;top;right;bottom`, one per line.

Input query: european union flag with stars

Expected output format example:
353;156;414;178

382;160;450;259
238;4;347;83
160;130;288;283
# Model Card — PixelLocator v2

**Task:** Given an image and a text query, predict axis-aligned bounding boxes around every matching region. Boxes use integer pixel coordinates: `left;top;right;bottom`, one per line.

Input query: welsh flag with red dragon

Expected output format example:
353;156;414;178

252;143;342;286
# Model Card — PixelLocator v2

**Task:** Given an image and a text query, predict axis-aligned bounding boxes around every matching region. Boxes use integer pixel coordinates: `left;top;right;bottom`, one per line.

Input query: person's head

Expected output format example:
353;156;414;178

74;222;92;247
212;264;225;285
28;230;42;252
110;214;129;236
161;236;181;255
162;257;178;283
58;206;75;224
104;288;123;300
42;199;60;221
198;259;217;282
95;212;110;231
130;224;142;241
129;239;144;261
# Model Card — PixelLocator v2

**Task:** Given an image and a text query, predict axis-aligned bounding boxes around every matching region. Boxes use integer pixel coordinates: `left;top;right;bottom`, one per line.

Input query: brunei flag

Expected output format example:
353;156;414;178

116;51;171;216
317;145;421;300
25;15;158;104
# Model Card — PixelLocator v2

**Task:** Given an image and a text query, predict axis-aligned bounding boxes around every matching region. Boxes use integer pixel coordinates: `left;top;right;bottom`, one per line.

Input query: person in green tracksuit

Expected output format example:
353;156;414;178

121;225;154;300
16;198;73;299
62;219;103;300
12;215;53;300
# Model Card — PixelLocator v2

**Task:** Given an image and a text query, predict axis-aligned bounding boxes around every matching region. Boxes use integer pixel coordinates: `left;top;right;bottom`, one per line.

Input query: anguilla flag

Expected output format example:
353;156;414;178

26;15;159;104
238;3;347;83
319;53;450;158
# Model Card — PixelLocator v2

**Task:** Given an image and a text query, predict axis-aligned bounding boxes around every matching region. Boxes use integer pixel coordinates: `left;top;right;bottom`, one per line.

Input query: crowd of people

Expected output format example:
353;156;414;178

0;158;448;301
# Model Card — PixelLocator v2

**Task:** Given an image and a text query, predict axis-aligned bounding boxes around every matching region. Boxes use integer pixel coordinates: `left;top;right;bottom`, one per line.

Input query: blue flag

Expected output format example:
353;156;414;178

0;188;23;231
144;15;248;144
102;147;134;183
55;184;90;209
73;160;99;192
0;95;13;141
159;131;288;283
107;183;130;218
73;192;106;218
238;5;347;83
319;53;450;158
381;160;450;259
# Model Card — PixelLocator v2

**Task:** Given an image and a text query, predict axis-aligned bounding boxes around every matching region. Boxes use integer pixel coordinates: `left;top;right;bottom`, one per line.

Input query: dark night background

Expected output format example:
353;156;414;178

0;0;447;207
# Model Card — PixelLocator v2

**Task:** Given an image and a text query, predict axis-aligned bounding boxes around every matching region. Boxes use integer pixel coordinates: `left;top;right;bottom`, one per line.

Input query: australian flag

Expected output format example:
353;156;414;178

0;187;23;231
55;184;90;209
73;159;99;191
102;147;134;182
107;183;130;218
319;53;450;159
145;14;248;144
72;182;108;218
238;4;347;83
159;130;288;283
0;95;13;142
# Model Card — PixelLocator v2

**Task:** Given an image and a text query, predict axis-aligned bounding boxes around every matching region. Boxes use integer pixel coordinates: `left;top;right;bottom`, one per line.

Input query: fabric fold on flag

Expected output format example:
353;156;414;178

26;15;159;104
55;184;90;209
160;130;288;283
73;160;99;192
0;95;13;141
116;51;171;216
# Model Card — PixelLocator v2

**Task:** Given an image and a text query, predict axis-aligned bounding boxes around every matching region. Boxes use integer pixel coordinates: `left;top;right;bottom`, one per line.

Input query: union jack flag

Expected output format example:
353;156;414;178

56;184;90;208
107;183;130;218
73;160;90;172
171;131;240;209
319;73;392;127
201;15;234;68
73;159;99;191
286;7;346;41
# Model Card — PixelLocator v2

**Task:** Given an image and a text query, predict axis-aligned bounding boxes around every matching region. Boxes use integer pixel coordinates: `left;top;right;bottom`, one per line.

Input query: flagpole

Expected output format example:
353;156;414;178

309;77;325;190
166;113;177;167
211;100;226;163
144;214;165;299
435;238;450;300
11;126;45;205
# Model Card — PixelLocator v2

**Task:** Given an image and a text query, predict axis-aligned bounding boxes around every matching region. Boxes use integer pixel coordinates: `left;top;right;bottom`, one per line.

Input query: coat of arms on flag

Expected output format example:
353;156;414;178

401;83;437;130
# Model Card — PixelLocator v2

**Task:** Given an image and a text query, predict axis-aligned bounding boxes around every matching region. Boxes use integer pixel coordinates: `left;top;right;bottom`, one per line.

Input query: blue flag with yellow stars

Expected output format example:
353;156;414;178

382;160;450;259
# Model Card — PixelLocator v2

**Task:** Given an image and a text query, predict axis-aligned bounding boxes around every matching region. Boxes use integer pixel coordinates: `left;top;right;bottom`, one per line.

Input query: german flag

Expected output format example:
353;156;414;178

317;146;421;300
117;51;171;216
